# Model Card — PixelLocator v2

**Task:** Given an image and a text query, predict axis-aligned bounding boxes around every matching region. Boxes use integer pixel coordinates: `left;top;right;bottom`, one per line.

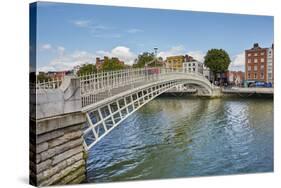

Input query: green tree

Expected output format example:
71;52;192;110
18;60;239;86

77;64;97;76
204;49;231;83
102;58;124;71
37;73;50;82
133;52;155;68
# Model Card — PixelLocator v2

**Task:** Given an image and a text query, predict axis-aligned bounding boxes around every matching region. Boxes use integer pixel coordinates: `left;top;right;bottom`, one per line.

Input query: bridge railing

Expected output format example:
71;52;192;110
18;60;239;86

79;67;164;107
79;67;169;95
35;78;63;89
79;67;208;93
79;67;212;107
35;67;212;108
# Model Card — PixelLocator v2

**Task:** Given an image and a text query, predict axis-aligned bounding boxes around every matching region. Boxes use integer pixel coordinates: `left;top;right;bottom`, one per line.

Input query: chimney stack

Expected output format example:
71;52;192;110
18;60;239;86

253;43;259;48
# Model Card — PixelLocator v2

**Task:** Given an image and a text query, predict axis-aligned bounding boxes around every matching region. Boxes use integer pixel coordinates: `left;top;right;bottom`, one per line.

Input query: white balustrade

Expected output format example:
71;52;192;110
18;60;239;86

35;67;212;108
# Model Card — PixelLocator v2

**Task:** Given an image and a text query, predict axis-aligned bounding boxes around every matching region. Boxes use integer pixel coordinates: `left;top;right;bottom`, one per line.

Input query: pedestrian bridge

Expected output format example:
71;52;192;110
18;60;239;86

36;67;214;150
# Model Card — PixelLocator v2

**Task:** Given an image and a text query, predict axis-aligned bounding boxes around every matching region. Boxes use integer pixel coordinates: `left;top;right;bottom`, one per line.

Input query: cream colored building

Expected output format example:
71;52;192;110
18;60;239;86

165;55;185;69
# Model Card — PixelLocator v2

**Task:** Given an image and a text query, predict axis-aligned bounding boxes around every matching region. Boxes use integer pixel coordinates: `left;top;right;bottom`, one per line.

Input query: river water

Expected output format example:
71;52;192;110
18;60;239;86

86;97;273;183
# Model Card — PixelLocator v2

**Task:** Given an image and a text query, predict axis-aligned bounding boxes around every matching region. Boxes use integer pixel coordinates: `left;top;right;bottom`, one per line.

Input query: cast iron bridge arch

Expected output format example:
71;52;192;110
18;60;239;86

36;67;214;151
79;67;214;150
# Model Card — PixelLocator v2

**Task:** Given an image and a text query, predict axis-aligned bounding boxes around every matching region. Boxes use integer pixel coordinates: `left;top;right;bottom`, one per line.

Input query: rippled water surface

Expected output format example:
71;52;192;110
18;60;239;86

87;97;273;182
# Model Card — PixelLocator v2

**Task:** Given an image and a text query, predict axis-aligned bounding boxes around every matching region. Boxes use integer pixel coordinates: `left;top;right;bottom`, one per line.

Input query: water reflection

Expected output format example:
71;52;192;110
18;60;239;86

87;97;273;182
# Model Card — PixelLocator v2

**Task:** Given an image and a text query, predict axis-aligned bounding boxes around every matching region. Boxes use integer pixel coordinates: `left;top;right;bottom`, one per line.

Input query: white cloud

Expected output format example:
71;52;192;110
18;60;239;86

93;33;121;38
72;20;92;28
158;45;186;59
127;28;143;34
57;46;65;56
91;25;108;31
40;44;66;57
187;51;205;62
39;50;96;72
39;45;210;72
97;46;136;65
72;19;125;39
158;45;205;62
40;43;52;50
229;52;245;71
38;46;137;71
72;20;109;33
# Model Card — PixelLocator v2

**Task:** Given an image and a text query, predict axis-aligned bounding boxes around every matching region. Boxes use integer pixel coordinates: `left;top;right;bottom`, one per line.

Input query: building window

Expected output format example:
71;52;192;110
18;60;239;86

254;58;258;63
189;63;191;67
268;68;272;72
193;63;195;66
248;66;251;71
261;58;264;63
248;73;250;79
254;65;257;71
261;65;264;70
268;62;272;66
268;73;272;79
248;59;251;63
254;73;257;79
261;72;264;79
254;53;258;56
248;53;251;57
261;52;264;56
193;68;195;72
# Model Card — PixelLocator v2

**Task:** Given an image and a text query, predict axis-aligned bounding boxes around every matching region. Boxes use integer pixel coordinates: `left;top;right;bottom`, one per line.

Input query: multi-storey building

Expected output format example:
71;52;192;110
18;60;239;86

37;70;73;81
203;65;211;81
184;54;195;62
226;71;244;86
73;65;81;76
267;44;274;84
183;60;203;74
245;43;274;84
96;56;108;71
165;55;185;69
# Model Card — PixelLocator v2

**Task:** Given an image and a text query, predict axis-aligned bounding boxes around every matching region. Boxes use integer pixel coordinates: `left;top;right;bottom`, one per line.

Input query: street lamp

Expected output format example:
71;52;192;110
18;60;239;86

154;47;158;67
154;47;158;58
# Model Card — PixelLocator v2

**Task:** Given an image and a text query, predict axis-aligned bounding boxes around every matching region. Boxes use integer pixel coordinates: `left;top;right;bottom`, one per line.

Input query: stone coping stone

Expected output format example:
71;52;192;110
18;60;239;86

36;112;86;135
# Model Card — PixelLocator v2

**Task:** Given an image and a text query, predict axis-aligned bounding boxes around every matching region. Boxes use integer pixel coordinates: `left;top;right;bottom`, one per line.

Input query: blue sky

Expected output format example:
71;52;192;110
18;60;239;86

35;2;273;71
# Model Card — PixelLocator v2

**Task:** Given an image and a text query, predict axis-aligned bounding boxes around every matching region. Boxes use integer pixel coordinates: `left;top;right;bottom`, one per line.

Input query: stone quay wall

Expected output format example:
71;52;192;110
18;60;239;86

30;76;87;186
30;112;87;186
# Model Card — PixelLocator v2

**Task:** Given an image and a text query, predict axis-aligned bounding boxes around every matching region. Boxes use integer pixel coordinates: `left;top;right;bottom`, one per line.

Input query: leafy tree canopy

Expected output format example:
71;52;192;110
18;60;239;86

37;73;51;82
102;58;124;71
77;64;97;76
204;49;231;73
133;52;155;68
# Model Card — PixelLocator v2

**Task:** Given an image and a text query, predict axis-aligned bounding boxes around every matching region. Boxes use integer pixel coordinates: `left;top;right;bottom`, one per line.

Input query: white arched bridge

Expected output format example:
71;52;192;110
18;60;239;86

36;67;215;150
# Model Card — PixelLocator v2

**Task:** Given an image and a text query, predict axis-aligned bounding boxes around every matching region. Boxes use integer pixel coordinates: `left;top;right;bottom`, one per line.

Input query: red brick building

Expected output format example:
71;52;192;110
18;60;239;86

96;56;108;71
184;54;195;62
226;71;244;86
245;43;274;83
45;71;67;80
